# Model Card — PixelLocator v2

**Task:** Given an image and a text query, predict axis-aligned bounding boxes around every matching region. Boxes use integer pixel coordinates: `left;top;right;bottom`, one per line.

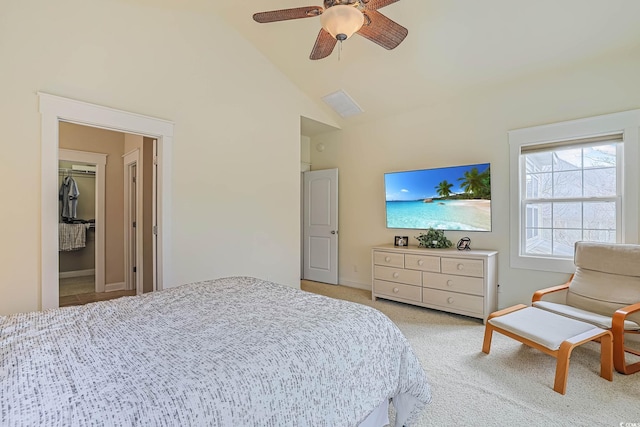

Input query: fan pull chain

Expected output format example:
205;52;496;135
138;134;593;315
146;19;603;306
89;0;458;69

338;40;342;61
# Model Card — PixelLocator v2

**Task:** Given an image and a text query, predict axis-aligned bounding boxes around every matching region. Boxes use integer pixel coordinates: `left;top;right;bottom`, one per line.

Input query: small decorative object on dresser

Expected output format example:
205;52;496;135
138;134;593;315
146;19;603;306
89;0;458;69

371;244;498;323
415;228;452;249
394;236;409;247
457;237;471;250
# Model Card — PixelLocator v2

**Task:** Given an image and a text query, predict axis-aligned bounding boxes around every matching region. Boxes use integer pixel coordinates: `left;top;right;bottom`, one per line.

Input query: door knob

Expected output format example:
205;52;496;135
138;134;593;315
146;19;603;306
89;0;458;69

331;230;337;234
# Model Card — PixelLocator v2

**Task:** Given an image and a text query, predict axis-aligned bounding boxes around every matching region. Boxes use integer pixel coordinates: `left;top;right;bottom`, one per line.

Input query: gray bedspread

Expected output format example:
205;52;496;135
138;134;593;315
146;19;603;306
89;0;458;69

0;276;431;426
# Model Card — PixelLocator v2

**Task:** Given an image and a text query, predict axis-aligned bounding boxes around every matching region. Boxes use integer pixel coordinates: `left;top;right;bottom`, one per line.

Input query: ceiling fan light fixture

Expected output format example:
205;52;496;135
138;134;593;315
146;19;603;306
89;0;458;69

320;5;364;41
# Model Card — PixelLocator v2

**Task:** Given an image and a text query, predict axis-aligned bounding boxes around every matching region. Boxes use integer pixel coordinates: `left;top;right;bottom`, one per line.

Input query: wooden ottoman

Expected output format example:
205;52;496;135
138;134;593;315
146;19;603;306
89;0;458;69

482;304;613;394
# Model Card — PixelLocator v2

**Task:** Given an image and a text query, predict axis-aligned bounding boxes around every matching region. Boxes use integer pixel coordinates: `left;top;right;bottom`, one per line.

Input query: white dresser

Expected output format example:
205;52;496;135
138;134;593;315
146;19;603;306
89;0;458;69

371;244;498;323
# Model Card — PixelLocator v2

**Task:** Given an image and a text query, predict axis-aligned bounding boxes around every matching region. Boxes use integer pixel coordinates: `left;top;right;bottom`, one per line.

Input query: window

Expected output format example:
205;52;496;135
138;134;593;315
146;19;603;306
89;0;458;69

522;137;621;257
509;110;639;273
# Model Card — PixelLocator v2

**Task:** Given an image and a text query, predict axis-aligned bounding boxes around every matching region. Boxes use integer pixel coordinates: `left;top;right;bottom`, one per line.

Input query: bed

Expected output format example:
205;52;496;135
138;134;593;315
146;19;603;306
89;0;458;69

0;276;431;426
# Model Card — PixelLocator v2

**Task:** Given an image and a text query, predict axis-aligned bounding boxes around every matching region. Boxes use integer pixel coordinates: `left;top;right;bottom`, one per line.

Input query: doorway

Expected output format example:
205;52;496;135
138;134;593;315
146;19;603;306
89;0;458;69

57;128;153;306
58;149;107;303
39;93;174;310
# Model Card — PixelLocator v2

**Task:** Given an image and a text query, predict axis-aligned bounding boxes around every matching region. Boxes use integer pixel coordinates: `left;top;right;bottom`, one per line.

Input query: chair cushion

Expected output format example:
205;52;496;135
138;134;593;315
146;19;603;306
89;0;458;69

567;242;640;326
574;242;640;276
533;301;640;331
489;307;603;351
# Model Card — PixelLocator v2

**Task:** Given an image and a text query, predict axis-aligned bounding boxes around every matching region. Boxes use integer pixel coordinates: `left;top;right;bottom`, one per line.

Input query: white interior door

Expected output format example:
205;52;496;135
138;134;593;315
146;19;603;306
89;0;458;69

303;168;338;284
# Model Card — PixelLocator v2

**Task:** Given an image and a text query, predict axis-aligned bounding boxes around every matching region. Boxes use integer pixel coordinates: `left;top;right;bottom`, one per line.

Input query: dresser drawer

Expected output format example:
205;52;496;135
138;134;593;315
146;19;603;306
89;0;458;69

423;288;483;315
373;251;404;268
374;265;421;286
422;272;484;296
374;280;422;302
404;254;440;272
441;257;484;278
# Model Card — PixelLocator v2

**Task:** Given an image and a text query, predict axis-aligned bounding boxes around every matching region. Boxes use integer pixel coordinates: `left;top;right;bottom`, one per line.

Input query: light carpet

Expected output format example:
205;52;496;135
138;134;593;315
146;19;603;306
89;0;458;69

301;280;639;427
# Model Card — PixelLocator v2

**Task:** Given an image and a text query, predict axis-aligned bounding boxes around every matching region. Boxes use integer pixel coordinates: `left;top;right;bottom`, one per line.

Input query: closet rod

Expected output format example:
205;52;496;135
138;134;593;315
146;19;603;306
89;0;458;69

58;168;96;176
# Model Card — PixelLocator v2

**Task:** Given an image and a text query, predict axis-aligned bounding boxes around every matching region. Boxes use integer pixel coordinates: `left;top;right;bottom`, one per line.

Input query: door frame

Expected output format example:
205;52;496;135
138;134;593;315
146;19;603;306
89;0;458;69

58;149;107;293
152;139;158;291
123;149;143;295
39;92;174;310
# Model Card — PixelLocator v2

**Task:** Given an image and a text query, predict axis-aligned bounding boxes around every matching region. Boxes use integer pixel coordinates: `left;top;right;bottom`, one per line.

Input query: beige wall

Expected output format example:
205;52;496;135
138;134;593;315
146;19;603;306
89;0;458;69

311;48;640;309
59;122;126;285
0;0;336;315
300;135;311;165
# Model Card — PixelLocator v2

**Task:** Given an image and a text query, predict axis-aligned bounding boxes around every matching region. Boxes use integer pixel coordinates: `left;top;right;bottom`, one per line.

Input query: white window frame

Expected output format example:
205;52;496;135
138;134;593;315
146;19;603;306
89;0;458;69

509;110;640;273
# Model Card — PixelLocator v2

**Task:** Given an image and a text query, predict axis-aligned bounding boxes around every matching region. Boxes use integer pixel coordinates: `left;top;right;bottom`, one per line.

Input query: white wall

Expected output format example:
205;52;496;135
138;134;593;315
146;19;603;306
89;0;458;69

300;135;311;166
311;48;640;308
0;0;337;315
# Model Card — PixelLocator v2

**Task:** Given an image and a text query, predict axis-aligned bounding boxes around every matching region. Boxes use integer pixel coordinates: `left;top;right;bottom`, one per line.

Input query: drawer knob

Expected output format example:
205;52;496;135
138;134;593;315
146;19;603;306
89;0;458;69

446;280;453;287
392;272;400;279
385;256;391;262
417;259;424;266
393;287;399;293
457;263;464;271
447;297;454;304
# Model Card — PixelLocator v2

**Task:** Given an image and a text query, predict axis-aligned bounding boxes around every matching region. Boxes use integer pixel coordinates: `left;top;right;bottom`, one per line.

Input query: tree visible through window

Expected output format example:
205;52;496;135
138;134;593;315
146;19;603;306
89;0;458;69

521;139;621;258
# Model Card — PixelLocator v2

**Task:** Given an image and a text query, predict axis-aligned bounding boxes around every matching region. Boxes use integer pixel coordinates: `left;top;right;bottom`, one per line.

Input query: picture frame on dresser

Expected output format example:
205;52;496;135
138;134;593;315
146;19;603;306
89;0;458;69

371;244;498;323
394;236;409;247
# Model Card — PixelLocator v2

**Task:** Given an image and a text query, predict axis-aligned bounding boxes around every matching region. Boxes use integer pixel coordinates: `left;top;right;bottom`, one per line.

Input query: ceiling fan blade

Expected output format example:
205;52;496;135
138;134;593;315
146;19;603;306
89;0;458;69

362;0;400;11
310;28;338;60
357;10;408;50
253;6;323;23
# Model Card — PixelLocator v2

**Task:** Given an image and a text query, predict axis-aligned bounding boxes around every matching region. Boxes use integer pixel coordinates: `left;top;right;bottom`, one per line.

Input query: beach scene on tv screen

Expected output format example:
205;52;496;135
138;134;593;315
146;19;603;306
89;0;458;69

385;163;491;231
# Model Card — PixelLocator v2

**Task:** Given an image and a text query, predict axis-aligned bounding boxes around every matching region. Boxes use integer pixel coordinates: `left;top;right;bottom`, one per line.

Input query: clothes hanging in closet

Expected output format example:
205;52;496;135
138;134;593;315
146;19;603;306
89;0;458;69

58;223;88;251
59;176;80;220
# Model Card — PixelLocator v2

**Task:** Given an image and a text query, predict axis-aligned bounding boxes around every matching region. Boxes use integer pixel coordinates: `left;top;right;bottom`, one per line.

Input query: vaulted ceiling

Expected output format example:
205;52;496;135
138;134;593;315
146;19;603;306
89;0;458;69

187;1;640;134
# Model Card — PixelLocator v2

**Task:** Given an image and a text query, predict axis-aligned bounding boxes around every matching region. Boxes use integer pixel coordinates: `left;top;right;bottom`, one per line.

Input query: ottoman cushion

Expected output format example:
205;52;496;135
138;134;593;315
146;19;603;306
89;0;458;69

489;307;602;350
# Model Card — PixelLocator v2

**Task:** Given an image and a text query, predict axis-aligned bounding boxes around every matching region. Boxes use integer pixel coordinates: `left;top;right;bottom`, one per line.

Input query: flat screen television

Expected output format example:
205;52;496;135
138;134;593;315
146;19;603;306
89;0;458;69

384;163;491;231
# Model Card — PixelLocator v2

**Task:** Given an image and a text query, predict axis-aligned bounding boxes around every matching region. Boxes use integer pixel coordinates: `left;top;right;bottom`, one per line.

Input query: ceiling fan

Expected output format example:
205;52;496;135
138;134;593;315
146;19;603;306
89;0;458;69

253;0;408;60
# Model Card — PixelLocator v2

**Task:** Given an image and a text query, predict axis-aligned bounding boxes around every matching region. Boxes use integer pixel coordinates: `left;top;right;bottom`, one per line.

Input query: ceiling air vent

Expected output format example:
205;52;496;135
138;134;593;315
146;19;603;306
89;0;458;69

322;90;363;118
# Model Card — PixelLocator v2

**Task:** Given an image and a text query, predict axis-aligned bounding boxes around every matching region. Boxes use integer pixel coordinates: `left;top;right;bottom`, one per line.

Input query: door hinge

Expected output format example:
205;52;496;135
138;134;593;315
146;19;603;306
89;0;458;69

153;156;158;165
133;221;136;228
153;225;158;235
132;176;137;183
133;266;137;273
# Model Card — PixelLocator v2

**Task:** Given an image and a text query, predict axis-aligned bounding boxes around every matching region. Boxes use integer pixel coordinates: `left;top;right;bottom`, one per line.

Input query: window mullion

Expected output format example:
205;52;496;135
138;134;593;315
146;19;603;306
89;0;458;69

523;196;617;204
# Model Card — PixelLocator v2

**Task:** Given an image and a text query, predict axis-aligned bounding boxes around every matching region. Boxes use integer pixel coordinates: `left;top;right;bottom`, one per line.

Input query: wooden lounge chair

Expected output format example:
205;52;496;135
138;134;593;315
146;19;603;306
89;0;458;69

532;242;640;375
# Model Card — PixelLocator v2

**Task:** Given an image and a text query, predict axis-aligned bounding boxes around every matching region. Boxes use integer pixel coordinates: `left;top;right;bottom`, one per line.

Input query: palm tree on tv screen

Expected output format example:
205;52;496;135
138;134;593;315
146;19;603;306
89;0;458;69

458;167;491;199
435;180;454;198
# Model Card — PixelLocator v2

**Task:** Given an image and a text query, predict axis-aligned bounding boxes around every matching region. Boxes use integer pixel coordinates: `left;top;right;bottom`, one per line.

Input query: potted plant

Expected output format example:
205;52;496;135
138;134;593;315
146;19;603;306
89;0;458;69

415;228;452;249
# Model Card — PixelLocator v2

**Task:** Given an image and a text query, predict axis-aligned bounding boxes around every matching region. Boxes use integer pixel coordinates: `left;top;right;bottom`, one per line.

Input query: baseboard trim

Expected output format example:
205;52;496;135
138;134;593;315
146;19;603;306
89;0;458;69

104;282;126;292
59;269;95;279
